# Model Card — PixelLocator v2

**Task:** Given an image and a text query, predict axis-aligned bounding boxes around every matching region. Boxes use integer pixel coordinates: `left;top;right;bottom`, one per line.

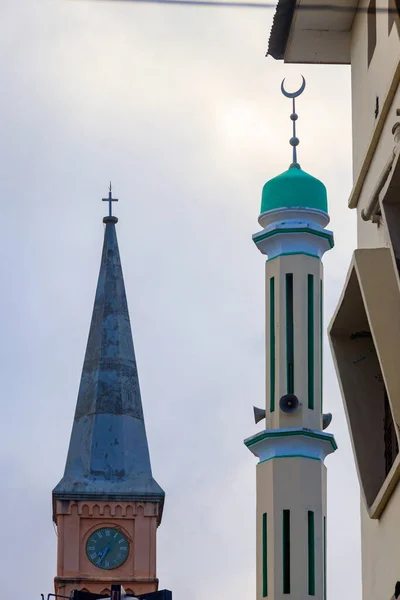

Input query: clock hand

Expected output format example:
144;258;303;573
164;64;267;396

98;544;110;564
96;549;105;563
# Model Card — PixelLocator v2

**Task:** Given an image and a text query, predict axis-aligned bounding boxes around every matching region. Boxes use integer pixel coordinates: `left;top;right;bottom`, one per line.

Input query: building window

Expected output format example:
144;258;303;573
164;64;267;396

270;278;276;413
329;251;400;515
323;517;327;600
329;269;394;508
368;0;377;66
286;274;294;395
307;275;315;410
282;510;291;594
308;511;315;596
384;392;399;476
320;280;323;412
262;513;268;597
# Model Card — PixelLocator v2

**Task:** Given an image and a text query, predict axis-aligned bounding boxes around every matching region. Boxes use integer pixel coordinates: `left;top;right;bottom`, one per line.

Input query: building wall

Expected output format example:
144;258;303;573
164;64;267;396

351;0;400;182
361;480;400;600
54;500;159;599
343;7;400;600
350;0;400;249
355;85;400;249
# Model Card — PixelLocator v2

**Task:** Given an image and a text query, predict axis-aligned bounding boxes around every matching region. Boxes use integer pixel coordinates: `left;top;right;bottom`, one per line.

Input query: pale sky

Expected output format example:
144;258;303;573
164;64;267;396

0;1;358;598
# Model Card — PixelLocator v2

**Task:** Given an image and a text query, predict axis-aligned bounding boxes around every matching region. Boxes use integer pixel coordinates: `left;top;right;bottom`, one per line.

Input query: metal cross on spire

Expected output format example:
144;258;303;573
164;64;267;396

102;182;118;218
281;75;306;169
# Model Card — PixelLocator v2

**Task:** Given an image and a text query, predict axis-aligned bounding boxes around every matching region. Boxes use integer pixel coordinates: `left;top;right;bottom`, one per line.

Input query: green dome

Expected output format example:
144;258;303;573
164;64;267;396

261;167;328;214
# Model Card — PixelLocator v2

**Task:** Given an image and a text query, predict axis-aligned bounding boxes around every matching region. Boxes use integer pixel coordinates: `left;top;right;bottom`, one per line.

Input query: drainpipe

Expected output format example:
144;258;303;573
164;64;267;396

361;123;400;221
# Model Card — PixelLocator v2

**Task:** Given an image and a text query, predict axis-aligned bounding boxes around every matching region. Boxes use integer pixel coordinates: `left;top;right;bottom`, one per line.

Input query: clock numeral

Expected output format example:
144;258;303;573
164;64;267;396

114;532;119;538
118;538;125;544
120;547;127;551
105;560;110;568
118;553;125;559
90;553;97;560
105;529;111;536
97;532;103;538
88;546;95;551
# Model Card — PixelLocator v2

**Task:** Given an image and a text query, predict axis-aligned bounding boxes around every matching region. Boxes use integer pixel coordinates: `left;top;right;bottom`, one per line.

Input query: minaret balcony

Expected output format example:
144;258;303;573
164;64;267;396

244;427;337;464
253;207;334;260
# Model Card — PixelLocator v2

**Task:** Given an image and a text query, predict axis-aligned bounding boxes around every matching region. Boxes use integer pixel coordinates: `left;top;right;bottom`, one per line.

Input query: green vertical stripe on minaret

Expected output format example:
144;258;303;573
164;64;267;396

308;511;315;595
320;279;323;412
323;516;327;600
286;274;294;394
270;277;275;412
308;275;314;409
282;510;291;594
262;513;268;597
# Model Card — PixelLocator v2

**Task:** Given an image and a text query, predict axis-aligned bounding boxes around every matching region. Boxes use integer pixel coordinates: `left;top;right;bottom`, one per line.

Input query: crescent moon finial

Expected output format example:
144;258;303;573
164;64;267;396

281;75;306;169
281;75;306;99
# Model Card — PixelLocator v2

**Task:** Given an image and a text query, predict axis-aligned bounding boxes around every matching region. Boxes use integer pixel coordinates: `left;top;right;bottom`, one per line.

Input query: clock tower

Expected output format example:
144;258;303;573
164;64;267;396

53;189;165;598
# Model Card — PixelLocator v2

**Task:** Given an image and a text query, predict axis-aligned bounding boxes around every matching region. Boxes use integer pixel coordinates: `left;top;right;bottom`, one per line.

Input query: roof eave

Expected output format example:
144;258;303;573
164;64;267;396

266;0;297;60
267;0;354;64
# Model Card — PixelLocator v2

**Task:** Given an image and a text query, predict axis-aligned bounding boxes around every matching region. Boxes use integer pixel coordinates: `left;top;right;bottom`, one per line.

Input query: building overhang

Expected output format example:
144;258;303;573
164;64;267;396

328;248;400;517
267;0;357;64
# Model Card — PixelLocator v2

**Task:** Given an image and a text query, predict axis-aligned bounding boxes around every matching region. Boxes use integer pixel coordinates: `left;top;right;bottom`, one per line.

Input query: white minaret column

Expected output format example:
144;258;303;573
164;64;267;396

245;79;337;600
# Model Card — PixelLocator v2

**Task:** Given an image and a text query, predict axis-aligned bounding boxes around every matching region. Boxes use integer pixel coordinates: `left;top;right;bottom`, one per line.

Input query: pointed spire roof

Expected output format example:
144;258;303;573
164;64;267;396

53;209;164;507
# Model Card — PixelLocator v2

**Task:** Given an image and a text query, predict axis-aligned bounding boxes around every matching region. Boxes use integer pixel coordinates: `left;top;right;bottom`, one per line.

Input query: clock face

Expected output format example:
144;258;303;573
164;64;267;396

86;527;130;570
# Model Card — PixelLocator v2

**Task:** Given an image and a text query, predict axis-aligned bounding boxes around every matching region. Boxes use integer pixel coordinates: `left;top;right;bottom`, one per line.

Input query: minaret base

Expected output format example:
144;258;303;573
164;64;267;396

245;430;336;600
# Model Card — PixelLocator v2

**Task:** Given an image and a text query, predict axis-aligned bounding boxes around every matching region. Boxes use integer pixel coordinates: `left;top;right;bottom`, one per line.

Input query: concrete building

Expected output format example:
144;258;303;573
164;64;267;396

53;190;164;598
267;3;400;599
244;87;336;600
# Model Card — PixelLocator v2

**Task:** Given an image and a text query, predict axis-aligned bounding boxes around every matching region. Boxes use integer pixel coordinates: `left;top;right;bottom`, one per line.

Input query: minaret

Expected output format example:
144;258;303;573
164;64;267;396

244;79;337;600
53;187;165;598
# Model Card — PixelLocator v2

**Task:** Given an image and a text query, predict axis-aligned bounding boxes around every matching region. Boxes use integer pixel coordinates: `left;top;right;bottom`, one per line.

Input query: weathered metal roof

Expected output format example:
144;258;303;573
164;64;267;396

53;216;164;505
267;0;354;63
267;0;296;59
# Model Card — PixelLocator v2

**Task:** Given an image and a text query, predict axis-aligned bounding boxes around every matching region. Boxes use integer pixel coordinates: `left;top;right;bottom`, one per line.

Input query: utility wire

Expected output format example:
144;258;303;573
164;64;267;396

84;0;400;12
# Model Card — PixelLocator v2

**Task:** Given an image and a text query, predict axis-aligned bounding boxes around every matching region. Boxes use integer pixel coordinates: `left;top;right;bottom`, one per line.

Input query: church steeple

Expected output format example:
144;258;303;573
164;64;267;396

53;191;164;598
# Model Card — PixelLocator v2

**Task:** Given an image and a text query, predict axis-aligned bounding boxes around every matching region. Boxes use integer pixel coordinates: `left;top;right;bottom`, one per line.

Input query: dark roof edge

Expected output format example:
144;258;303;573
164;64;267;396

52;491;165;502
266;0;297;59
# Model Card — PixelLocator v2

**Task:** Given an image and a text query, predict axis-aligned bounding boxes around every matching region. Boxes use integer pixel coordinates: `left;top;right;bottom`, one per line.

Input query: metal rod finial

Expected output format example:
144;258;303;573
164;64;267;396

102;182;119;219
281;75;306;99
281;75;306;169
